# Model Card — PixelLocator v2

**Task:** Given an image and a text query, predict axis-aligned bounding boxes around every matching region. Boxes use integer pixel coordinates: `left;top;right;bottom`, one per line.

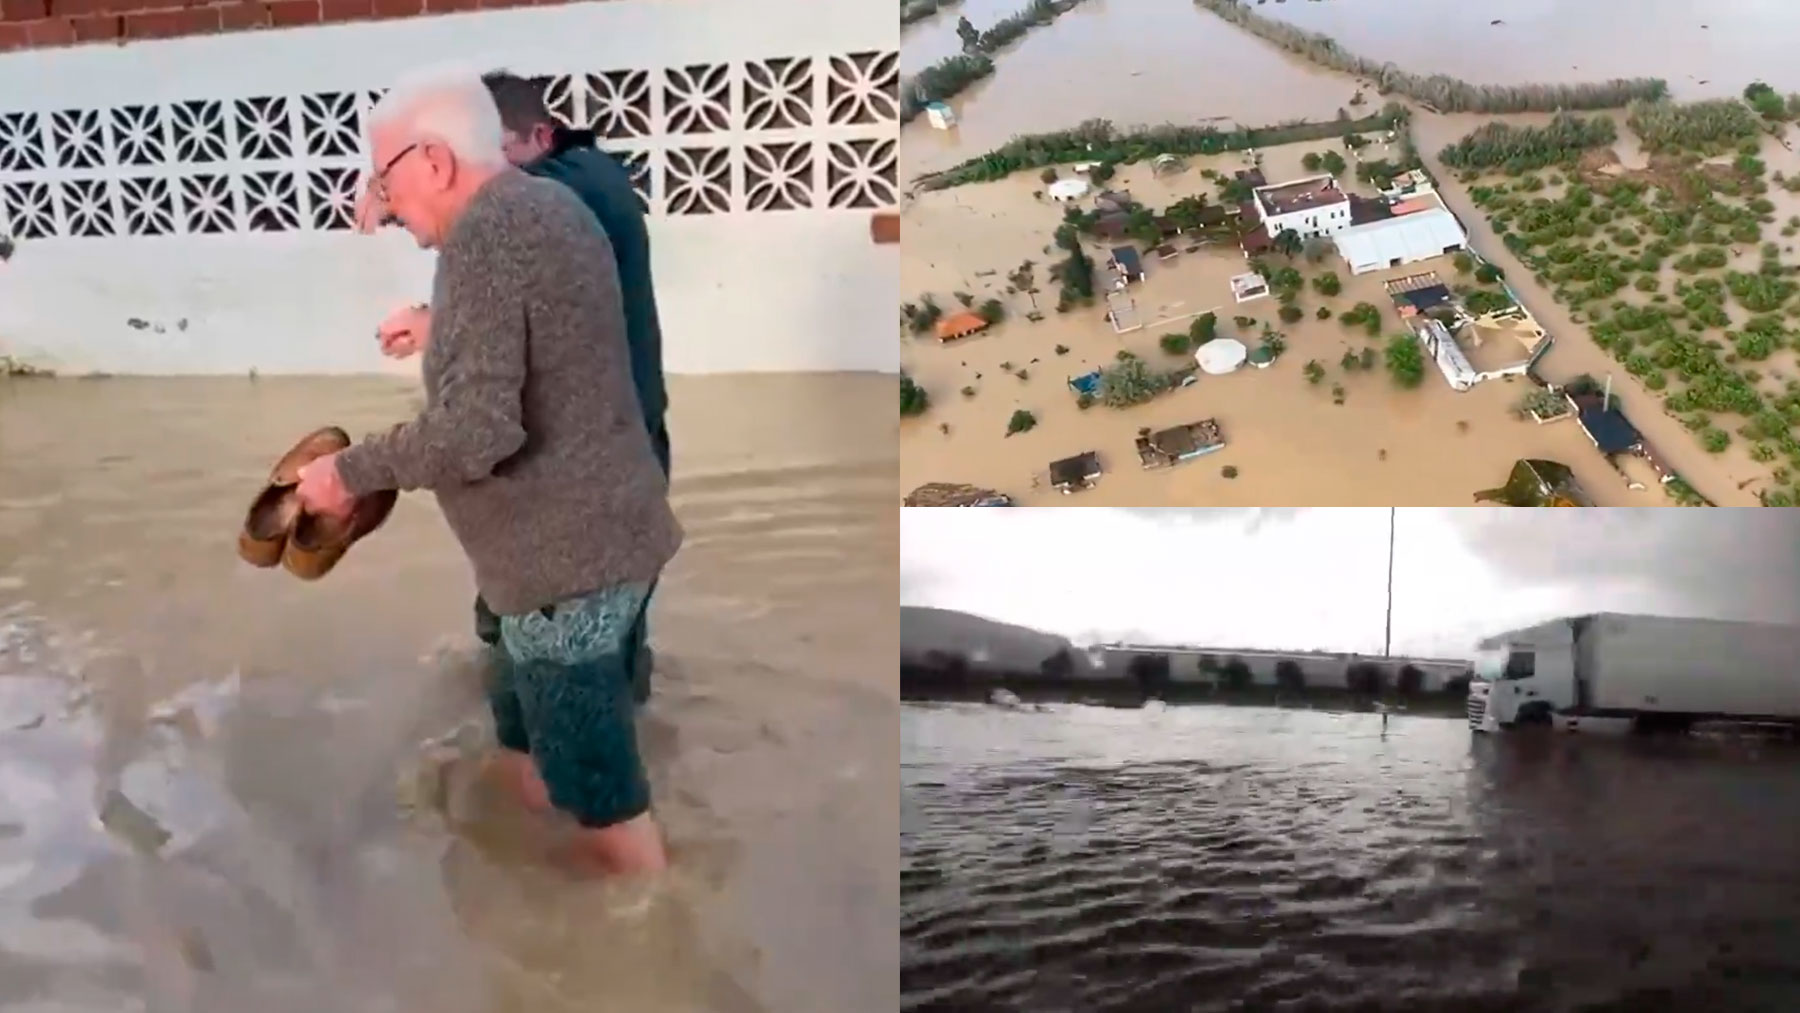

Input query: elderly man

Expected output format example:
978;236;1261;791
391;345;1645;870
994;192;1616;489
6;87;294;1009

372;71;668;709
295;65;680;876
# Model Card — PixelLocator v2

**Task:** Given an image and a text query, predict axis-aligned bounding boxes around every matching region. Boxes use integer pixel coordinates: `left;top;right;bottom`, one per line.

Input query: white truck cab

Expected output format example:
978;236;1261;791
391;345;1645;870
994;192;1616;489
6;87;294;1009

1469;615;1584;730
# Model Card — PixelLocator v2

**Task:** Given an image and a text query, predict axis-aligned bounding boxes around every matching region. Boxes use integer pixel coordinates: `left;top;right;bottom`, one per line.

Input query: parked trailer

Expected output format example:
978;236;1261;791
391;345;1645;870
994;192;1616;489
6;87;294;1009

1468;613;1800;734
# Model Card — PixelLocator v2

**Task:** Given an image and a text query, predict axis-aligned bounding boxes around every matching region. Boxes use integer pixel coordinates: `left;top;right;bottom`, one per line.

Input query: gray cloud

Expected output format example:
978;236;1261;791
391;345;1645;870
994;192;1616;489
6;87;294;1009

1445;510;1800;623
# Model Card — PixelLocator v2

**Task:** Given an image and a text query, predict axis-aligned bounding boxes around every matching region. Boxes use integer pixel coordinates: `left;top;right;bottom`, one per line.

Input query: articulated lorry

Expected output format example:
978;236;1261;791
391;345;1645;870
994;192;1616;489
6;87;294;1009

1468;613;1800;734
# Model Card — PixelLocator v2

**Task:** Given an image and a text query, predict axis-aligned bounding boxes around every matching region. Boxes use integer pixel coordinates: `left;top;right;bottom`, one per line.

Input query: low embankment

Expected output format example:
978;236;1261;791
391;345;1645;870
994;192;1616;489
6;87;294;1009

1192;0;1667;114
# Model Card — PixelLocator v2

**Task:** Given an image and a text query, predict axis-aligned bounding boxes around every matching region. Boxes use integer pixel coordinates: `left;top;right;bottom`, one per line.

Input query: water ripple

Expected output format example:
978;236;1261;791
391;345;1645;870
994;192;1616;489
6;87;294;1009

903;703;1800;1013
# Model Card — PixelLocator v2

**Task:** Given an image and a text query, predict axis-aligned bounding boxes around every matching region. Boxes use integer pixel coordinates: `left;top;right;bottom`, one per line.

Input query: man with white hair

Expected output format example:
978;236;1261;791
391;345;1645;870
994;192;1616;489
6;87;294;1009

294;65;681;877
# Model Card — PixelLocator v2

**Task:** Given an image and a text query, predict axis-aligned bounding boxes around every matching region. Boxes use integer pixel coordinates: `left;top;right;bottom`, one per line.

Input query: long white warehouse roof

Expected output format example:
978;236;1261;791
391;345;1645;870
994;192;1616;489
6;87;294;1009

1334;208;1468;266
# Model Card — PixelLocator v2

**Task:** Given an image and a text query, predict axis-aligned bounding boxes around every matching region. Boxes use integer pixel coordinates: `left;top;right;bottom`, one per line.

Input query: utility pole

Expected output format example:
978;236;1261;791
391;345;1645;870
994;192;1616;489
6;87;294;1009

1383;506;1396;657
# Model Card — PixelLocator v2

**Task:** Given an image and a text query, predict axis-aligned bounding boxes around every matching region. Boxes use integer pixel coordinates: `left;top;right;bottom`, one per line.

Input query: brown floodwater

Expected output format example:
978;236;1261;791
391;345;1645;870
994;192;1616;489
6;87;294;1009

0;372;898;1012
903;701;1800;1012
902;0;1800;176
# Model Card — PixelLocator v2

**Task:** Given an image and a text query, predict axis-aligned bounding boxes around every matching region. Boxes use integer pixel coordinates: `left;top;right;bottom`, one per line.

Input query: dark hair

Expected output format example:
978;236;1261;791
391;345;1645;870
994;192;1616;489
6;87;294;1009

481;70;557;135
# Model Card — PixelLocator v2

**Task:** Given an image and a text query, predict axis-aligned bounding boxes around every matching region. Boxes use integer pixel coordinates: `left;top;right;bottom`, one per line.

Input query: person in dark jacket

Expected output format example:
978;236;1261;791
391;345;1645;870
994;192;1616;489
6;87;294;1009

370;72;671;707
477;72;669;707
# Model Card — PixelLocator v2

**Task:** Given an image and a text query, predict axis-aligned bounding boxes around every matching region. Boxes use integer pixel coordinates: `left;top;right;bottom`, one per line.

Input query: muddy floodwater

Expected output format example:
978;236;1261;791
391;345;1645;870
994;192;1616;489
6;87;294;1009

902;0;1800;176
902;703;1800;1012
0;373;897;1013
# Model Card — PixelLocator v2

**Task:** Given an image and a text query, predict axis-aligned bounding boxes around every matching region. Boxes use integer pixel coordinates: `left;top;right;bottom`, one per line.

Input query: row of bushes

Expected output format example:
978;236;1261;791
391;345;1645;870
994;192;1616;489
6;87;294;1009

914;105;1405;189
1191;0;1667;113
1438;113;1618;173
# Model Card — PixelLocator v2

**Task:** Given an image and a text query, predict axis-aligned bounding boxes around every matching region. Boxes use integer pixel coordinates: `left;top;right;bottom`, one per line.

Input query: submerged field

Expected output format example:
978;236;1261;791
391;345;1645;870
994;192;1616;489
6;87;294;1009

1449;96;1800;505
898;138;1671;506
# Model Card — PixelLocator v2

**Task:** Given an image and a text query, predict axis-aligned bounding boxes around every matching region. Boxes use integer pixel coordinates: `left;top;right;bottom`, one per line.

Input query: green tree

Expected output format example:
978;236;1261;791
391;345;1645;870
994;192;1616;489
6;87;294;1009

1384;334;1426;388
1274;659;1306;692
901;374;928;416
1302;151;1323;172
1166;195;1211;232
1312;272;1342;297
1160;332;1192;355
1039;167;1058;184
955;15;980;50
1320;150;1347;176
1006;409;1036;435
1098;356;1172;407
1189;312;1218;344
1274;228;1304;258
1303;359;1326;384
1090;161;1116;183
1452;251;1474;274
1279;303;1304;323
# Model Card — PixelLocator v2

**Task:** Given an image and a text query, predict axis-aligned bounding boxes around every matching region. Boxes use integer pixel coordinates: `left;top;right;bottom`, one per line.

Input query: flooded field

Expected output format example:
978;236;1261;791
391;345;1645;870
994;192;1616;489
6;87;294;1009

0;373;898;1013
901;702;1800;1012
902;0;1800;176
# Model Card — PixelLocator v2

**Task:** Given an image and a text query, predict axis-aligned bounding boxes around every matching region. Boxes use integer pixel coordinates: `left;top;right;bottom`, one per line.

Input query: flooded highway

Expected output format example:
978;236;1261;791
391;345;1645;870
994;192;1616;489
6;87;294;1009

901;702;1800;1013
0;373;898;1013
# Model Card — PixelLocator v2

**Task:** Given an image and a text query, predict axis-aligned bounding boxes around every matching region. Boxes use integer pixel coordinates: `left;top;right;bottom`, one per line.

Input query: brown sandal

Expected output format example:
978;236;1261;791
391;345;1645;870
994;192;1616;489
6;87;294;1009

281;488;398;580
235;426;351;568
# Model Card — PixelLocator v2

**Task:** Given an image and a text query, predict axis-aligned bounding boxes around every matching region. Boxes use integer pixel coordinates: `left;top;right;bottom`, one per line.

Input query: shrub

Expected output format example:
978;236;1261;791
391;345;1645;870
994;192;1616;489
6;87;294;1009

1384;333;1426;388
1279;303;1305;323
901;375;928;416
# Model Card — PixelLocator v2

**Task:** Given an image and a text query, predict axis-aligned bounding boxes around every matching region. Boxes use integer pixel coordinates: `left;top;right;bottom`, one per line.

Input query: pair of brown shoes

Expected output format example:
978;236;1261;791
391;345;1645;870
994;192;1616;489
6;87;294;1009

236;426;397;580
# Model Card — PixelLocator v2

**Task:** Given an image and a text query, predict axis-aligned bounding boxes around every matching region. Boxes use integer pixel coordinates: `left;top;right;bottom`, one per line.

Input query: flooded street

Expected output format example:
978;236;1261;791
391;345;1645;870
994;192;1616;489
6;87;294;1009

902;702;1800;1012
902;0;1800;176
0;373;898;1013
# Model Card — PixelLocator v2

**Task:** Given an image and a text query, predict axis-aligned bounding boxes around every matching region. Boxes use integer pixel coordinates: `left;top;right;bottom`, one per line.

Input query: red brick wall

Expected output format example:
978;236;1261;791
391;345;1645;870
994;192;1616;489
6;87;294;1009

0;0;564;51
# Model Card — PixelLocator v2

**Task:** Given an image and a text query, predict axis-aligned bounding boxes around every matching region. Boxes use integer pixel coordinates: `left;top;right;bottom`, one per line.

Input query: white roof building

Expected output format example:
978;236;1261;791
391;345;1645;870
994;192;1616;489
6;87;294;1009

1333;208;1469;276
1047;178;1092;202
1252;174;1351;240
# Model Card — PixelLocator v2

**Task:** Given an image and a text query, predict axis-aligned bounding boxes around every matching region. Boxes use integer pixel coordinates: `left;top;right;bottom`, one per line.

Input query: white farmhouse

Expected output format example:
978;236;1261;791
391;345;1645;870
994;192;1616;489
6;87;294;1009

1251;174;1352;240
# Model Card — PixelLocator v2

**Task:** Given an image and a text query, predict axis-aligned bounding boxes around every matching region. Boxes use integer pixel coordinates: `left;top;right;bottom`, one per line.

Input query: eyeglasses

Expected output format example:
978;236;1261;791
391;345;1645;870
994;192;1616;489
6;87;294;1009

369;142;420;204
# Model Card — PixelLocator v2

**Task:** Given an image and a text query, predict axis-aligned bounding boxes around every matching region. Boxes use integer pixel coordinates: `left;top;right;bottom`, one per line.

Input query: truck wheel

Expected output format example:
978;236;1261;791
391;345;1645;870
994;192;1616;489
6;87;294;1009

1509;705;1552;729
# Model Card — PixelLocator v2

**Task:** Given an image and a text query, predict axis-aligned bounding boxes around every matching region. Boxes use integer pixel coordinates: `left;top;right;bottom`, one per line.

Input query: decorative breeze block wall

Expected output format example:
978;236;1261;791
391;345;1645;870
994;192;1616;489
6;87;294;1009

0;51;897;240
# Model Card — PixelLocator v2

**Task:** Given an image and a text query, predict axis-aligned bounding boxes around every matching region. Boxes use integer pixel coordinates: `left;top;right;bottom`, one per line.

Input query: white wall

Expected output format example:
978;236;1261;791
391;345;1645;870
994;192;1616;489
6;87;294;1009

0;0;897;375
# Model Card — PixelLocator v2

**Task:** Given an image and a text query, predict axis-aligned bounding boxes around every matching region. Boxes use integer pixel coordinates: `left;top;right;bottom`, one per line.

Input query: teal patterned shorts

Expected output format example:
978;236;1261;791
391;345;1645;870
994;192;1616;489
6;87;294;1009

487;582;652;828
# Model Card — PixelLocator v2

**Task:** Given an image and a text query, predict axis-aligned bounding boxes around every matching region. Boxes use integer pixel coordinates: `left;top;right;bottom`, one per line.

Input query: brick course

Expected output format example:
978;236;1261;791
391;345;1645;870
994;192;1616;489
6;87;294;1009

0;0;570;49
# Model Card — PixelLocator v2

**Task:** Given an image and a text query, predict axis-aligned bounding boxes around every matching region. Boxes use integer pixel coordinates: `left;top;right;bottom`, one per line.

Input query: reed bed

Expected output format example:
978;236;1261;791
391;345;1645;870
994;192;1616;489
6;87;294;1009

1626;98;1765;154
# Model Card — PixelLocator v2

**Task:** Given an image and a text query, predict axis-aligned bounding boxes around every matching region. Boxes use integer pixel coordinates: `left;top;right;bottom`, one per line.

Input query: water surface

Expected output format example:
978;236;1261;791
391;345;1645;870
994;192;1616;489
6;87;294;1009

903;702;1800;1012
0;373;898;1013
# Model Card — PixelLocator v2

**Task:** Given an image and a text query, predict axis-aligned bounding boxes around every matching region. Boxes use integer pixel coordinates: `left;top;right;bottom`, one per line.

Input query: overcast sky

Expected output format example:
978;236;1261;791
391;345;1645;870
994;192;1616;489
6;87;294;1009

901;509;1800;658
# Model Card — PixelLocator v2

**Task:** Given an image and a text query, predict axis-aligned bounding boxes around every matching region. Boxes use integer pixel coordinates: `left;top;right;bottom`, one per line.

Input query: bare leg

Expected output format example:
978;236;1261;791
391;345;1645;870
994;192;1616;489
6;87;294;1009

489;748;552;813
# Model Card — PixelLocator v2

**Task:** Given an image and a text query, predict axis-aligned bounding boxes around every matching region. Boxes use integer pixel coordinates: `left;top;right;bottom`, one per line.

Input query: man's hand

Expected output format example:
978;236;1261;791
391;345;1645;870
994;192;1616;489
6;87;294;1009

296;452;355;518
378;304;431;359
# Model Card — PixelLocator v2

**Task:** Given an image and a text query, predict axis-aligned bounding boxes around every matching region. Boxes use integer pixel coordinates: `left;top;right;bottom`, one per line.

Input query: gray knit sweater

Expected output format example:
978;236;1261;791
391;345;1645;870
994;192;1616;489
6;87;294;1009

336;170;682;615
